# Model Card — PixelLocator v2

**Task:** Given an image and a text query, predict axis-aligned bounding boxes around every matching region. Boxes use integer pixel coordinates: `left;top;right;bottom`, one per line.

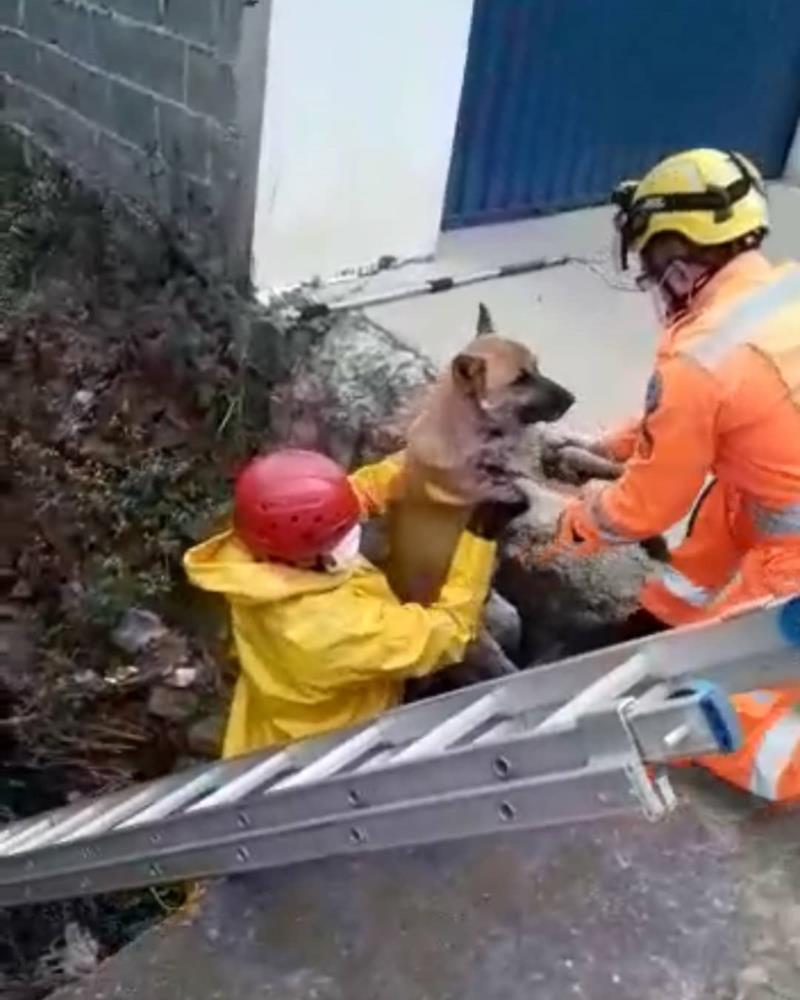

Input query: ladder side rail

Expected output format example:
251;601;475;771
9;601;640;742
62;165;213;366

685;648;800;695
0;763;639;907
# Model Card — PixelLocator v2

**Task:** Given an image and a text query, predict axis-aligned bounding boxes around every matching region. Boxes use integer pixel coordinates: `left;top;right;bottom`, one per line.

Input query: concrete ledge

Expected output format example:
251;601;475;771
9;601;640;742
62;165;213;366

50;776;800;1000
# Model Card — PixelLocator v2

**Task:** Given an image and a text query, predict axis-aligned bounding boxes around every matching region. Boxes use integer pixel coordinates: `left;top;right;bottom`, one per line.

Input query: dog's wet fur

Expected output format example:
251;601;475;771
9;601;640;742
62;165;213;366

383;304;575;691
398;303;574;513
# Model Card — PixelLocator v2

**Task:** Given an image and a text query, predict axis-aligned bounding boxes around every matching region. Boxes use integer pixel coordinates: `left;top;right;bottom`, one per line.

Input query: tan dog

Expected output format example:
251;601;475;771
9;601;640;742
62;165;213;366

385;304;574;605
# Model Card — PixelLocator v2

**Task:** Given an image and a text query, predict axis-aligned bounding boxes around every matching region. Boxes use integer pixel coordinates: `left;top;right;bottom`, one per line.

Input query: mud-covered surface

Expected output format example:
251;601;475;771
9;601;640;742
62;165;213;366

49;773;800;1000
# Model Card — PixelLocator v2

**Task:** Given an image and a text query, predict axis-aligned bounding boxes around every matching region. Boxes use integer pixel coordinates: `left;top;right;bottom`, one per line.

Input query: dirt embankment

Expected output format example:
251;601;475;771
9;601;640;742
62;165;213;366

0;136;310;996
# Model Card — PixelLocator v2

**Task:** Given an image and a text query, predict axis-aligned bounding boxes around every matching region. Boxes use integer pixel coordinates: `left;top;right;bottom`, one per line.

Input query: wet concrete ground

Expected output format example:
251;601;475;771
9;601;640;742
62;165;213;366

54;773;799;1000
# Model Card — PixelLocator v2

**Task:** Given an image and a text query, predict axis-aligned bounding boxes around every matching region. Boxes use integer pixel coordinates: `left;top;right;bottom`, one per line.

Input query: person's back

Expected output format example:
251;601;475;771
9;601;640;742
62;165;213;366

186;526;494;754
662;251;800;521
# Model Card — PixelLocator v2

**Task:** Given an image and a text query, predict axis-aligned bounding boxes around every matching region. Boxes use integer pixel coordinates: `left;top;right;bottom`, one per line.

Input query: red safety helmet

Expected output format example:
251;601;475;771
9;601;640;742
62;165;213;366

234;450;361;563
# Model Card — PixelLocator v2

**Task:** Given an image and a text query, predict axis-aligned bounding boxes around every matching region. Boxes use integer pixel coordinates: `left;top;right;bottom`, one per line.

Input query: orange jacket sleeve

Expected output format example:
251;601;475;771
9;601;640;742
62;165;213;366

583;358;719;542
599;417;642;463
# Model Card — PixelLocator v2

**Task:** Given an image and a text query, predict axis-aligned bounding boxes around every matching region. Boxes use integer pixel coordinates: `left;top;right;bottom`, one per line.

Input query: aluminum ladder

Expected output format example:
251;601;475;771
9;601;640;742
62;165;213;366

1;596;798;908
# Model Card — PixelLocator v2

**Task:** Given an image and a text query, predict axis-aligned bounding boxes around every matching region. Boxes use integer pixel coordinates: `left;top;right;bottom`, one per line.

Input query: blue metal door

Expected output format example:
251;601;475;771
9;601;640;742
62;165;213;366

443;0;800;228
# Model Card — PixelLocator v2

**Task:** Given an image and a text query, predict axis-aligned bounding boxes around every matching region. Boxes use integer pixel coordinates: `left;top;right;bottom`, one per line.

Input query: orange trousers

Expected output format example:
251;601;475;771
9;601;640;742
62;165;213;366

692;689;800;802
640;480;800;802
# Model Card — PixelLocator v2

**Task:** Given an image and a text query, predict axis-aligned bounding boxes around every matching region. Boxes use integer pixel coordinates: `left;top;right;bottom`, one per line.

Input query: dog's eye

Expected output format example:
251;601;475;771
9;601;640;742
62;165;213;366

512;370;534;386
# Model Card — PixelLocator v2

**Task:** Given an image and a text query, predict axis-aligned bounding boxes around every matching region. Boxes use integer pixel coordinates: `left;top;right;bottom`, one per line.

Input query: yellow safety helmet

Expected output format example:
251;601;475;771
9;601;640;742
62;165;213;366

611;148;769;270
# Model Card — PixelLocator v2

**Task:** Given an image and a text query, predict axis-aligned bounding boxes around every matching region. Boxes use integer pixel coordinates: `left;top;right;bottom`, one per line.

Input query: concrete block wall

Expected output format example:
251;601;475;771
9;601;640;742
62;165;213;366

0;0;268;276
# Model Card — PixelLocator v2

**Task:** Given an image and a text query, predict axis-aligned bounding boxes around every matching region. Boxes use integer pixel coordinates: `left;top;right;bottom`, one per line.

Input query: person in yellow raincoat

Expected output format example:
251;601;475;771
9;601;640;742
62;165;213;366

184;449;517;758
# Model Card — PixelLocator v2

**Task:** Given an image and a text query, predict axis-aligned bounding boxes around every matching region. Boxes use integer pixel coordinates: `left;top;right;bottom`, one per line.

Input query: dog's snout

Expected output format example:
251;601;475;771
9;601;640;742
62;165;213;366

546;380;575;420
519;375;575;424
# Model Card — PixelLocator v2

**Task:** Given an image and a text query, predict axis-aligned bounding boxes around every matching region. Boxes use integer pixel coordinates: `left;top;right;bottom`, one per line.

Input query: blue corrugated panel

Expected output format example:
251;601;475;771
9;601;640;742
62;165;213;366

444;0;800;228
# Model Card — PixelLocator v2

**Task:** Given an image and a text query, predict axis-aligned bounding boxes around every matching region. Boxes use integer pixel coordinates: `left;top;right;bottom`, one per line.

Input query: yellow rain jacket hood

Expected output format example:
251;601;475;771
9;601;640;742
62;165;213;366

184;523;494;758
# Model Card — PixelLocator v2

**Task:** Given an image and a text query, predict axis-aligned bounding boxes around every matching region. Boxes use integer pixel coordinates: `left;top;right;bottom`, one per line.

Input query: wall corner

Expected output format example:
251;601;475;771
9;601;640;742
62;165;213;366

783;119;800;186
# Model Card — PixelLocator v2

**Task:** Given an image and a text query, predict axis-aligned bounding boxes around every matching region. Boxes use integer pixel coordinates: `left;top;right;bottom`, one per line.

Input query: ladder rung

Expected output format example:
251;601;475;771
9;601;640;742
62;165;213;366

534;651;652;735
196;689;519;808
472;718;522;746
273;725;385;790
1;787;138;856
61;768;231;844
10;772;194;854
120;762;239;829
392;690;503;764
0;810;71;852
352;748;397;772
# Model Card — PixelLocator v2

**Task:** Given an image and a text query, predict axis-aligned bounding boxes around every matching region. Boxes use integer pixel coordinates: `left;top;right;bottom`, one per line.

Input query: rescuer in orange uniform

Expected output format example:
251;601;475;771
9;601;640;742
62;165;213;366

548;149;800;802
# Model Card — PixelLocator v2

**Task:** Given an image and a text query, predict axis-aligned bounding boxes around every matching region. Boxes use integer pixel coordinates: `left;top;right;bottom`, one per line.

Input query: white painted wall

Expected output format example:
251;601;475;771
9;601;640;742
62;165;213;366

251;0;475;291
785;119;800;186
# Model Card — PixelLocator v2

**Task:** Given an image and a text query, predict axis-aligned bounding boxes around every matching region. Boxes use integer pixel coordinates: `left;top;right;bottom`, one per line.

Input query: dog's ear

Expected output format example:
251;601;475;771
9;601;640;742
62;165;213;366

452;352;487;399
476;302;495;337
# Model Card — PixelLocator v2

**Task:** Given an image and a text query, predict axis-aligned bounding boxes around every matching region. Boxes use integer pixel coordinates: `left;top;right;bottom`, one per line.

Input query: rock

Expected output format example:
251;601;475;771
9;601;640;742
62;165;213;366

270;312;436;468
61;922;100;979
56;388;98;441
71;389;95;411
187;713;226;758
112;608;168;655
10;577;33;601
105;663;143;688
36;921;100;983
147;685;200;722
483;590;521;657
164;665;199;690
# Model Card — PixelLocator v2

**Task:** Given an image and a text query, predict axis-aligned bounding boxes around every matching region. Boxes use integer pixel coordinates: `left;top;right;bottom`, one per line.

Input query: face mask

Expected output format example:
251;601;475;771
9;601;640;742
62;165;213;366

637;259;710;324
322;524;362;573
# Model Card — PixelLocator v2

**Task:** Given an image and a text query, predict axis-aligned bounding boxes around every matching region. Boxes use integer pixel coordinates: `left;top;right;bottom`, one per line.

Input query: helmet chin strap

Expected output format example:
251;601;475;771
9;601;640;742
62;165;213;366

641;255;721;321
662;259;714;314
